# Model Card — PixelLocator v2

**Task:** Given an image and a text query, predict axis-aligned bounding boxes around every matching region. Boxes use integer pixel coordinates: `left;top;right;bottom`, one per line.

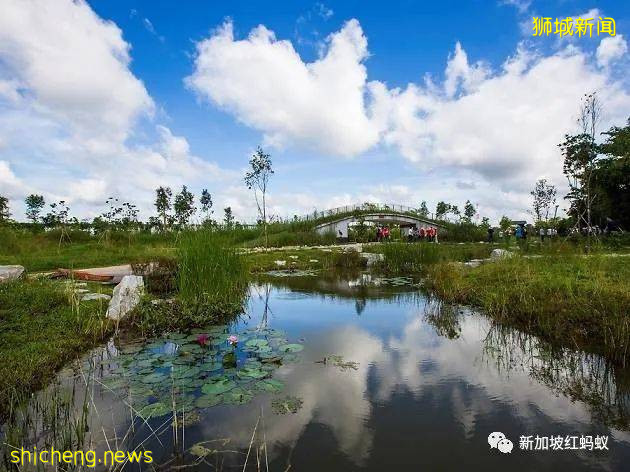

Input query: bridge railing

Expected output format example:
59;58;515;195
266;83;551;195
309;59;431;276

298;203;433;222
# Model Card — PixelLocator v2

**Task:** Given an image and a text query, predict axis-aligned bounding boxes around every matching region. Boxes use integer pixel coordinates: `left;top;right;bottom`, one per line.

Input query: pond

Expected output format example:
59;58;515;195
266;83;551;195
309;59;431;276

3;271;630;471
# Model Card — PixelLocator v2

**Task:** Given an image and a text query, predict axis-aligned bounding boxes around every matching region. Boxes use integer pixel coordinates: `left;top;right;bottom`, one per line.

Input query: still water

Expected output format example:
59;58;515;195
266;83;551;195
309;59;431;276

4;272;630;471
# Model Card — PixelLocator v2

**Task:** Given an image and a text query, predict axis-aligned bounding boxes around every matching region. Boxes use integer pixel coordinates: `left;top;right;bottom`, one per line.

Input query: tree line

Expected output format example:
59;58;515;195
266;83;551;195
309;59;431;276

0;147;274;239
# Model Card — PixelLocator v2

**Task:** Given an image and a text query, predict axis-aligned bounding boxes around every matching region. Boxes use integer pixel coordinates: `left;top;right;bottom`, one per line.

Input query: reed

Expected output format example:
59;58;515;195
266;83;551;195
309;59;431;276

176;229;248;308
373;242;494;273
425;254;630;363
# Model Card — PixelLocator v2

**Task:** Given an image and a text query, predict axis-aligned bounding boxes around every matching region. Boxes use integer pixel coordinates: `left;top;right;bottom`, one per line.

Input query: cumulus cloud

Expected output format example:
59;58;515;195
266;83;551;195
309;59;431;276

0;161;27;198
188;19;630;215
0;0;232;219
0;0;153;143
596;35;628;67
186;19;380;156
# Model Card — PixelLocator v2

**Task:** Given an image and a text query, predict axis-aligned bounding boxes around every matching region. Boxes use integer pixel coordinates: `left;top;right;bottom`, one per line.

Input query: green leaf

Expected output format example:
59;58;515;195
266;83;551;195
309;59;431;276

223;388;253;405
140;373;166;384
279;343;303;353
202;379;236;395
195;394;223;408
254;379;284;393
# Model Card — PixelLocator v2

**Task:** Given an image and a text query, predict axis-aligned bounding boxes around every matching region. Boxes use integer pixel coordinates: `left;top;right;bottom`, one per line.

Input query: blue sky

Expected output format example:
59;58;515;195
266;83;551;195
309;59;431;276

1;0;629;223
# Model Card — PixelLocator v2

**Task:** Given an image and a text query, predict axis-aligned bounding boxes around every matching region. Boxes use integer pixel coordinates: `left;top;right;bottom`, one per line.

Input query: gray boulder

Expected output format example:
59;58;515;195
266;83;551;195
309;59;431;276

0;265;25;283
106;275;144;321
361;252;384;267
81;293;111;302
490;248;514;259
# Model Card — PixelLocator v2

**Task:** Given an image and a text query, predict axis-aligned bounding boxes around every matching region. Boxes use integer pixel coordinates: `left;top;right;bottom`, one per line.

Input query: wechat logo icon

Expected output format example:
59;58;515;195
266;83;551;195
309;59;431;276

488;432;513;454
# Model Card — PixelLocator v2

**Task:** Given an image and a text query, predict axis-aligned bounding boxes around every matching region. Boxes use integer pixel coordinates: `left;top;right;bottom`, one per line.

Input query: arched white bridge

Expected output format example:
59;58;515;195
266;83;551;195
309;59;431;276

314;211;444;239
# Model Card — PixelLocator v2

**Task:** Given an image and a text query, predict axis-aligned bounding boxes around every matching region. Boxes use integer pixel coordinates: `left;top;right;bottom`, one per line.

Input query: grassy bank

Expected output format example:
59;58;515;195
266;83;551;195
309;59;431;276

125;230;250;335
0;227;175;272
426;255;630;363
366;242;497;273
0;280;112;416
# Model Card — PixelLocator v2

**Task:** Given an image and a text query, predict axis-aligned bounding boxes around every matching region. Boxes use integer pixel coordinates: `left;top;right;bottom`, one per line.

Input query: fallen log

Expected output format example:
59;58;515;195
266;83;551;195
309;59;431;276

53;268;114;282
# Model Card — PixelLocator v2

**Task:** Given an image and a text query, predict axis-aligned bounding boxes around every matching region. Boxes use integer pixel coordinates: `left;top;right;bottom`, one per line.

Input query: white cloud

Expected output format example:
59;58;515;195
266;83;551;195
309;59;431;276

443;41;490;98
500;0;532;14
187;19;630;218
0;0;153;143
596;35;628;67
0;0;233;220
0;161;27;198
186;19;380;156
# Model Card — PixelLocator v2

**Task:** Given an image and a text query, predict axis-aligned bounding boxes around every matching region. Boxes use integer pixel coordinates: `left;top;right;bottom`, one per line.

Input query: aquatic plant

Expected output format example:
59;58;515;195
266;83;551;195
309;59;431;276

86;326;303;416
197;333;209;346
271;395;304;414
176;229;248;314
315;355;360;371
426;254;630;364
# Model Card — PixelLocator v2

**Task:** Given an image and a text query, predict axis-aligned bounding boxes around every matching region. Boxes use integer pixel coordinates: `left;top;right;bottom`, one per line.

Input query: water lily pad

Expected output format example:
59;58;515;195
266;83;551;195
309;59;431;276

172;366;201;379
271;395;303;414
139;402;171;418
201;362;223;372
254;379;284;393
195;394;223;408
202;379;236;395
245;339;269;348
237;367;268;380
141;373;166;384
279;343;303;353
223;388;253;405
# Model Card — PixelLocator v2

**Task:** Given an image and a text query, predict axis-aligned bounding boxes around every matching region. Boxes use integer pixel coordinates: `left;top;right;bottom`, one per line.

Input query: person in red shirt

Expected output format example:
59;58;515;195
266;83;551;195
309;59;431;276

419;227;426;240
382;226;390;241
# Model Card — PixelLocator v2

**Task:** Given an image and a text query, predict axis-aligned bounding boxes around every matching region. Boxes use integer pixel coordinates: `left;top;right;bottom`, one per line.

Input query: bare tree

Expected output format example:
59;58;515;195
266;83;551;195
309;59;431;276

244;147;274;247
559;92;602;244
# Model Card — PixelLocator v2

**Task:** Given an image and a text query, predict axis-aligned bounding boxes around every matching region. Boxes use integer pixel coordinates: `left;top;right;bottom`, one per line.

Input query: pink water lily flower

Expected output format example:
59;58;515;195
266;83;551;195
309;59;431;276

197;334;209;347
227;335;238;346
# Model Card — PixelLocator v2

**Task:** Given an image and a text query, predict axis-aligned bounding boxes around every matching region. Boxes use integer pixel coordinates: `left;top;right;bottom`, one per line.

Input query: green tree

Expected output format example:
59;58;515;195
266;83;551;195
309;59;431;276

0;196;10;222
25;194;45;223
450;205;461;220
463;200;476;222
244;147;274;247
154;186;172;229
499;216;512;232
435;201;450;220
418;201;429;218
174;185;196;227
223;206;234;228
200;189;213;220
590;117;630;229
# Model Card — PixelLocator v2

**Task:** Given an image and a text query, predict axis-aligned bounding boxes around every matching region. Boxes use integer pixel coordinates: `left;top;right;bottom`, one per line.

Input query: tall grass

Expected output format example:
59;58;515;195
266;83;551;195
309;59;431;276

372;242;495;273
176;229;248;312
426;255;630;364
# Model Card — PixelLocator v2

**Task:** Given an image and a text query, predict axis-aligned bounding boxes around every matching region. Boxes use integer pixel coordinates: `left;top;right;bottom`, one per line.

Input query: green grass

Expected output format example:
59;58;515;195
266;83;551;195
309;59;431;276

425;254;630;363
125;230;249;335
366;242;497;273
0;227;175;272
0;280;112;417
177;230;248;306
